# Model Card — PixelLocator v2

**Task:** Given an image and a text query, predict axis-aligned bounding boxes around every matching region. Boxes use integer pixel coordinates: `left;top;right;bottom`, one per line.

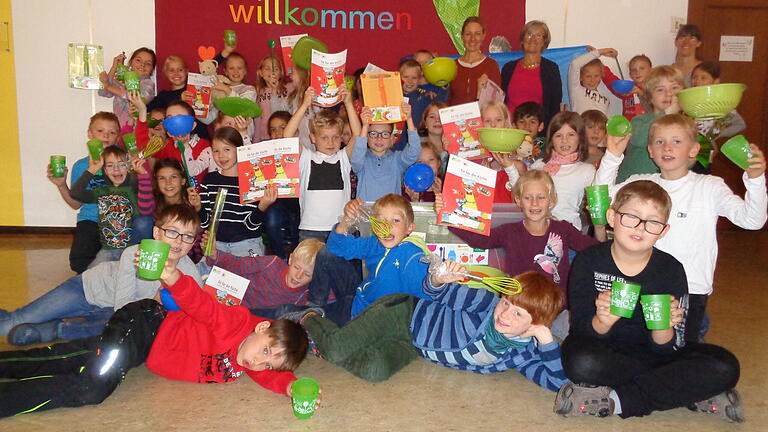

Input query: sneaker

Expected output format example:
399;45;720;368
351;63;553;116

554;382;615;418
278;307;325;325
306;336;324;359
7;320;61;346
689;389;744;423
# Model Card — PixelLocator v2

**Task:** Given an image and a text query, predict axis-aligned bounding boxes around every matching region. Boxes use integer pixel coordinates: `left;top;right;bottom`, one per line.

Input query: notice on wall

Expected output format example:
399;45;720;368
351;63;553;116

719;36;754;62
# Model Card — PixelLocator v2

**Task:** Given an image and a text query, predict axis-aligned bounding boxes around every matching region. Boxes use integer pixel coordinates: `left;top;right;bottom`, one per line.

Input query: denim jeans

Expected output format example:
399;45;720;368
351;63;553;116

298;230;331;243
87;248;124;269
132;215;155;244
264;199;300;259
0;275;112;340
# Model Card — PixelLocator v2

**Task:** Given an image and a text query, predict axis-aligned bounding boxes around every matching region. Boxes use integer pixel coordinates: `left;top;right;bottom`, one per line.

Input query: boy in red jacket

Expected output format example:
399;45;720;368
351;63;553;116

0;233;309;417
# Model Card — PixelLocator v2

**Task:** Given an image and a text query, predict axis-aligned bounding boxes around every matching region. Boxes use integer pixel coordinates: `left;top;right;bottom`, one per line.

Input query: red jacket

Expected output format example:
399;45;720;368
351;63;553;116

145;272;296;395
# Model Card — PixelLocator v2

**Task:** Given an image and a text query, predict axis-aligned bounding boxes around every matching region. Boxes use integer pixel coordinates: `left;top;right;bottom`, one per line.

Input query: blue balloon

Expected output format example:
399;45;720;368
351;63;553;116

404;163;435;193
159;288;181;311
163;115;195;137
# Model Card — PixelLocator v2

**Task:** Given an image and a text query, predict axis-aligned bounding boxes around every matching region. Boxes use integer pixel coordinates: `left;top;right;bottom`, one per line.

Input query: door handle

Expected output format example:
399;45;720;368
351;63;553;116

2;21;9;52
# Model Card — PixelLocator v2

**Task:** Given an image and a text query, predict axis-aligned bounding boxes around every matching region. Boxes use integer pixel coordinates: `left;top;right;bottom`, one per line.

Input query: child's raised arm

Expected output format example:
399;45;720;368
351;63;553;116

284;87;314;139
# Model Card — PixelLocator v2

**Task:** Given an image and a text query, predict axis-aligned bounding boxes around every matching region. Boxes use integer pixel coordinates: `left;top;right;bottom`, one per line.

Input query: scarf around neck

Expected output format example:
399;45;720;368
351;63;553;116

543;152;579;175
483;317;531;353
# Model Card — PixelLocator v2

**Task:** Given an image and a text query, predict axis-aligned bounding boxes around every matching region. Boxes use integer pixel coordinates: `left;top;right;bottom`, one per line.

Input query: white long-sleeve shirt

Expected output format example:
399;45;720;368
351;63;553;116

568;50;611;115
595;151;767;295
505;160;596;230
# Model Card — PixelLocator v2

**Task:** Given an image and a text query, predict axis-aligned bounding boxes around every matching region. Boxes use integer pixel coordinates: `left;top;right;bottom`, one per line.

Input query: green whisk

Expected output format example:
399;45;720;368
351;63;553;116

463;273;523;295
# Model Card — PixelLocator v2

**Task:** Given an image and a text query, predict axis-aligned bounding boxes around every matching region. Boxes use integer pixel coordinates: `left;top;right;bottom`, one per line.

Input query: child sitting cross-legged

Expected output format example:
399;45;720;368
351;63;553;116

0;231;310;418
555;180;743;422
302;262;568;389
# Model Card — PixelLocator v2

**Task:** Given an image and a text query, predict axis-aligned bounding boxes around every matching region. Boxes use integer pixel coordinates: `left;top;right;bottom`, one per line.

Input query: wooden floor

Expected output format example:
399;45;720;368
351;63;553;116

0;231;766;431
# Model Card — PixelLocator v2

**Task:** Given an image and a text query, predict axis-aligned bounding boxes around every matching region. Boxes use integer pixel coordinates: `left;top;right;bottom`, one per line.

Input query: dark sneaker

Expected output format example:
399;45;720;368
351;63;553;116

554;382;615;418
278;307;325;325
689;389;744;423
306;336;324;359
7;320;61;346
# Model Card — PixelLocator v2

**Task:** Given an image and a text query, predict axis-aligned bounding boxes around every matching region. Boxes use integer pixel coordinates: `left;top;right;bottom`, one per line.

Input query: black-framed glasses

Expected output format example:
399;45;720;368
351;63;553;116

156;227;196;244
617;212;667;235
367;131;392;139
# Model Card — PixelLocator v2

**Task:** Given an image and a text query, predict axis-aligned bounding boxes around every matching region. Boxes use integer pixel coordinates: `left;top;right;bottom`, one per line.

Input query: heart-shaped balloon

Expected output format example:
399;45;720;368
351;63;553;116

197;45;216;60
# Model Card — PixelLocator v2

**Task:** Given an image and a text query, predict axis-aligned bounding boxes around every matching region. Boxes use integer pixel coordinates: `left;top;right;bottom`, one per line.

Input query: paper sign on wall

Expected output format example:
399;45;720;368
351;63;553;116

719;36;754;62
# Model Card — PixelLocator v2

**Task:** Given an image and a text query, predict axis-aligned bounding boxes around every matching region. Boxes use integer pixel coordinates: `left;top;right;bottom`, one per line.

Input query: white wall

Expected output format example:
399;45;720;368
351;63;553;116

12;0;687;226
13;0;154;226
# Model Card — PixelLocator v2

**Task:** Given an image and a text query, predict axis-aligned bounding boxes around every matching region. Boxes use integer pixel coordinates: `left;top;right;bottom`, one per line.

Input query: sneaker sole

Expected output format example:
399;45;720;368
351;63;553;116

554;383;575;416
724;389;744;423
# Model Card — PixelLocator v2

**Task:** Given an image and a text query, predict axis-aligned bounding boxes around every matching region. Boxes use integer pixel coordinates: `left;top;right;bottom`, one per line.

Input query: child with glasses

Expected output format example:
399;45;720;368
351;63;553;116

70;145;154;267
555;180;743;423
595;113;767;343
0;205;203;346
352;102;420;202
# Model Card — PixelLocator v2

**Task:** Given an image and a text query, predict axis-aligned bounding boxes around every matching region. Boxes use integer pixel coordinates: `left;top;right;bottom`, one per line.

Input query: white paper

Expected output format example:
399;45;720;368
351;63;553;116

363;63;385;74
205;266;250;305
719;36;754;62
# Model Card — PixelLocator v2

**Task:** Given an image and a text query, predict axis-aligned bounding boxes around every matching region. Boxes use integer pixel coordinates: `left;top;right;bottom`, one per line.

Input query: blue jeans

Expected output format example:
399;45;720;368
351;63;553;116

0;275;112;340
298;230;331;243
264;199;300;259
87;248;124;269
132;215;155;244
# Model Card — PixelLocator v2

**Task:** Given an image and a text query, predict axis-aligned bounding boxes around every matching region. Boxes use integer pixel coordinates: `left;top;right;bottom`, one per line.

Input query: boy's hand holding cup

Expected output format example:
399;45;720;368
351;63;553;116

290;378;321;419
745;143;766;179
593;290;621;331
137;239;172;281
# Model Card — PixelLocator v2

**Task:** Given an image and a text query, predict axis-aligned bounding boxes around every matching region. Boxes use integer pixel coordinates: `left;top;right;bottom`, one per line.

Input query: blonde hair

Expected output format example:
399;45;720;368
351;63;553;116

519;20;552;50
309;110;345;135
373;194;415;225
512;170;558;210
642;66;685;105
481;101;512;128
255;55;287;94
290;238;325;267
648;113;698;147
163;55;187;73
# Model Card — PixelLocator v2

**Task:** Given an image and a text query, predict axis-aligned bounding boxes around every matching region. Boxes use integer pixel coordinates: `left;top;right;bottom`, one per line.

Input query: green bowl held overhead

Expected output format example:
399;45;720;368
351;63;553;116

677;83;746;120
213;97;263;119
606;115;632;137
422;57;457;87
292;36;328;70
478;128;527;153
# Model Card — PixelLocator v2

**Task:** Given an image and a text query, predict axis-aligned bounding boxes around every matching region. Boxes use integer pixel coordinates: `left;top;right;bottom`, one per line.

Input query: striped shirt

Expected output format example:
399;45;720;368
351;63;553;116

207;251;335;309
199;172;264;243
411;278;568;392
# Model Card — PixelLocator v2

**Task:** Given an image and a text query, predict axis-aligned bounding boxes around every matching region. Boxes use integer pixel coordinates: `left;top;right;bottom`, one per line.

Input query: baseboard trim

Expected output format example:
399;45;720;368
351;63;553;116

0;226;74;235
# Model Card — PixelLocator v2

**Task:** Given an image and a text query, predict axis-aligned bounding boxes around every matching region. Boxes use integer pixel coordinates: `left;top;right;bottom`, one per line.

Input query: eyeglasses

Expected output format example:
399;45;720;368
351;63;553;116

104;162;129;171
368;131;392;139
156;227;196;244
525;32;545;41
616;212;667;235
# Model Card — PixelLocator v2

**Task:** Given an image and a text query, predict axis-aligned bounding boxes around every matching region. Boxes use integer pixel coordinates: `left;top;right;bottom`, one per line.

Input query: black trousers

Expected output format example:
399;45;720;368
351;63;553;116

684;294;709;344
69;220;101;274
561;335;739;418
0;300;166;417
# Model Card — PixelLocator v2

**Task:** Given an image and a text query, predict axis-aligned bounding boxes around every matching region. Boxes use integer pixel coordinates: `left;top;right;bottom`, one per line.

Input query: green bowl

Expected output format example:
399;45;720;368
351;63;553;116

677;83;746;120
292;36;328;70
462;265;507;290
423;57;457;87
606;115;632;137
213;97;263;119
478;128;527;153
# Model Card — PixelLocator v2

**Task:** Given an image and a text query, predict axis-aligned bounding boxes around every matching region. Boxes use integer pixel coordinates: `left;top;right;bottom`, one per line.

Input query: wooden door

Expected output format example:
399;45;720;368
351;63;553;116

689;0;768;230
0;0;23;225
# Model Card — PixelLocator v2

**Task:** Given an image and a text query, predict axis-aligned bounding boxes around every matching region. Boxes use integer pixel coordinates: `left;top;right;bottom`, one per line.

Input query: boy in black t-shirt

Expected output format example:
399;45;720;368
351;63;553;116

554;180;742;422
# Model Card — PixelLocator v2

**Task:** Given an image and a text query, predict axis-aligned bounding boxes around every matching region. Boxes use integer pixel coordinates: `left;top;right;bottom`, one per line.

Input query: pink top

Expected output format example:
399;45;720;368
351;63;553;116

506;63;543;115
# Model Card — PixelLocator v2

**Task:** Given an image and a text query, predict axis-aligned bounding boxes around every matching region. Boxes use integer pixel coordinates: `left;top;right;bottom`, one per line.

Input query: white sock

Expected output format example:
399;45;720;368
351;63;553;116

609;390;622;415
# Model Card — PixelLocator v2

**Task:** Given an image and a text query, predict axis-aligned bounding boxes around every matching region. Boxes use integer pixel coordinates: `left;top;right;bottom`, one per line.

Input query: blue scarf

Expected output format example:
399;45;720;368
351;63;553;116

483;317;531;353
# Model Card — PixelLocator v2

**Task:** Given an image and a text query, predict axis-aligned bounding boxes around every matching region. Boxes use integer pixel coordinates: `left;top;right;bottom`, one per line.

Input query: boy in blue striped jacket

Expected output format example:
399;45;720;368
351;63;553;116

302;261;569;390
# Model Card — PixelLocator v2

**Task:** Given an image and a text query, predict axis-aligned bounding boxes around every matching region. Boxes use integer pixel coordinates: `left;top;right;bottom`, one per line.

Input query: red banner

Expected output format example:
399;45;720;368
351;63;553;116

154;0;524;89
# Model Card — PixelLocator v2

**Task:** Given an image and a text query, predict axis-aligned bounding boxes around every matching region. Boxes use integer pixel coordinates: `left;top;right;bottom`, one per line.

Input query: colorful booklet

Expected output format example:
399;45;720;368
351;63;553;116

437;155;497;236
439;102;486;160
361;72;404;124
279;34;308;76
203;266;250;306
426;243;489;265
311;49;347;107
237;137;300;203
186;72;215;119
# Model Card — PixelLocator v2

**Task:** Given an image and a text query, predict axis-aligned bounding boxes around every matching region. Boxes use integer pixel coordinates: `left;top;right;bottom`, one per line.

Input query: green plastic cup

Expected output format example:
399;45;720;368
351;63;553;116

585;185;610;225
641;294;671;330
610;281;641;318
291;378;319;419
720;135;753;170
124;71;141;91
87;139;103;160
122;133;138;154
50;155;66;178
606;115;632;137
116;64;130;82
224;30;237;47
137;239;171;280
